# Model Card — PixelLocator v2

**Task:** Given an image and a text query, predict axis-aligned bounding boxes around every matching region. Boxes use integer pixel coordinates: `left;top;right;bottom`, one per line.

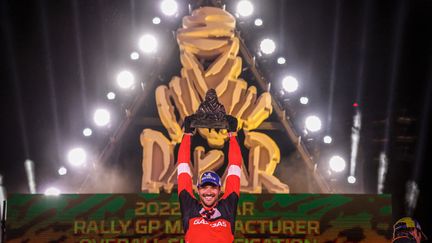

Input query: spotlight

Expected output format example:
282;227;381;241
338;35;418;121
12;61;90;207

260;38;276;55
106;92;116;100
305;115;322;132
130;51;139;60
58;166;67;175
329;155;346;172
300;96;309;105
237;0;254;17
161;0;178;16
44;187;61;196
93;108;110;127
152;17;161;25
282;76;298;93
347;176;356;184
83;128;92;136
277;57;286;64
323;135;332;144
116;70;135;89
139;34;158;53
254;18;263;26
67;148;87;166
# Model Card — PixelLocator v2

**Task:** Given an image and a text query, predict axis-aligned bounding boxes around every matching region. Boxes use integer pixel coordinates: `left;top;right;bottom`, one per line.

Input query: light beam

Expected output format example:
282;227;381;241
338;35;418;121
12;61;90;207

349;109;361;183
24;159;36;194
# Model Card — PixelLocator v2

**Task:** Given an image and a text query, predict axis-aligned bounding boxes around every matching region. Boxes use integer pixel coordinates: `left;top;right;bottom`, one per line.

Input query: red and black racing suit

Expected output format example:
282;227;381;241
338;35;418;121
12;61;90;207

177;133;242;243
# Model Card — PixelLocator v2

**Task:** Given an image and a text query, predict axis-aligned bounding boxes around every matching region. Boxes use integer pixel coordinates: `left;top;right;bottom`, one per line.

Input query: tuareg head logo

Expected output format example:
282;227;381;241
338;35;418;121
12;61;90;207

198;171;221;187
203;173;216;180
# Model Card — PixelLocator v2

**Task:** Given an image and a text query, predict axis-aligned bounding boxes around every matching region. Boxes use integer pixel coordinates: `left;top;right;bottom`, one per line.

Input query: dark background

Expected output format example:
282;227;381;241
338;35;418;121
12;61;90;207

1;0;431;238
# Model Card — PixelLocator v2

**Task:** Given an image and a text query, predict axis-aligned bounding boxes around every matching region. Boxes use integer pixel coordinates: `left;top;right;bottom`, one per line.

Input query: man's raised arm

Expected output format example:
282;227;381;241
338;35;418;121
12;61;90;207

177;116;194;197
222;116;242;198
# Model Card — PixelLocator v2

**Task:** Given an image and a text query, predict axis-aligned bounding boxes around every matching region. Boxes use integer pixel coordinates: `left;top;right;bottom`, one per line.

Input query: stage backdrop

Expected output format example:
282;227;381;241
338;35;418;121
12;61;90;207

6;193;392;243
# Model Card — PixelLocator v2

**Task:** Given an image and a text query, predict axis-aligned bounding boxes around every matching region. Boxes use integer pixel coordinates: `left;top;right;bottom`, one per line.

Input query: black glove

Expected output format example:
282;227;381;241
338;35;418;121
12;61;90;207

226;115;238;133
183;115;195;134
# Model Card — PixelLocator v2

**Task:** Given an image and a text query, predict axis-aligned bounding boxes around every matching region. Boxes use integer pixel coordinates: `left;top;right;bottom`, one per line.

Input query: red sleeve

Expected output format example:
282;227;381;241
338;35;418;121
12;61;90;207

177;134;194;197
222;134;242;199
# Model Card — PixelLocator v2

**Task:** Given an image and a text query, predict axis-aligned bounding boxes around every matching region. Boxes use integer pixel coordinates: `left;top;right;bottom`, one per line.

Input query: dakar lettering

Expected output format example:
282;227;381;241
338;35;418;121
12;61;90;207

74;220;161;234
79;239;162;243
78;238;316;243
133;201;253;216
73;219;318;235
140;7;289;194
235;220;320;235
74;220;131;234
234;239;318;243
134;201;181;216
165;219;182;234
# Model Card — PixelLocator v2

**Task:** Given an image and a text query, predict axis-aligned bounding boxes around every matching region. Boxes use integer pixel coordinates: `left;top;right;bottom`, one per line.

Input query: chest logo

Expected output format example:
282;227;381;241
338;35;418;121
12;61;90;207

193;219;227;228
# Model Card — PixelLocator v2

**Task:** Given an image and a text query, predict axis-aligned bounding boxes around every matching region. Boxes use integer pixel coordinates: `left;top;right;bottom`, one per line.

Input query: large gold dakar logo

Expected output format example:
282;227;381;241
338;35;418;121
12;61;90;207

140;7;289;194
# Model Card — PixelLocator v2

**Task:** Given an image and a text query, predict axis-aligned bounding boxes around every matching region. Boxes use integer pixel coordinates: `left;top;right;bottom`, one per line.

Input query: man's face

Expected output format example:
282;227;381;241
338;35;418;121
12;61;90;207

198;184;221;208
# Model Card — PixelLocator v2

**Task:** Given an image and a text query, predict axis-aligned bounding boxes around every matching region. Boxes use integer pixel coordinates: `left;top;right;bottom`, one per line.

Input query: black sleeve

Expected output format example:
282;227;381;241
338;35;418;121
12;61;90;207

179;189;200;233
218;192;239;234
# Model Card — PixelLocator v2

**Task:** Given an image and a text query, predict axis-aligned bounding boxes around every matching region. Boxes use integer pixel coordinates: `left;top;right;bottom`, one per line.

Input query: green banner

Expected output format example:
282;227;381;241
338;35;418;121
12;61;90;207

6;193;392;242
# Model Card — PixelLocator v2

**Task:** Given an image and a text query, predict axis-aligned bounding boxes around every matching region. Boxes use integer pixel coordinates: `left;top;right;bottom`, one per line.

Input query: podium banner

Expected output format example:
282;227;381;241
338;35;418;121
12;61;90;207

6;193;392;242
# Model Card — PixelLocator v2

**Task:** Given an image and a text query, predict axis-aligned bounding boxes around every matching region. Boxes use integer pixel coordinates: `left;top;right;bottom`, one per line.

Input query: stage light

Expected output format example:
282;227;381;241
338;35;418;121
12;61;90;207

323;135;332;144
152;17;161;25
254;18;263;26
44;187;61;196
277;57;286;64
260;38;276;55
236;0;254;17
139;34;157;54
106;92;116;100
329;155;346;172
305;115;322;132
282;76;298;93
58;166;67;176
93;108;110;126
82;128;92;137
300;96;309;105
347;176;356;184
116;70;135;89
161;0;178;16
67;148;87;166
130;52;139;60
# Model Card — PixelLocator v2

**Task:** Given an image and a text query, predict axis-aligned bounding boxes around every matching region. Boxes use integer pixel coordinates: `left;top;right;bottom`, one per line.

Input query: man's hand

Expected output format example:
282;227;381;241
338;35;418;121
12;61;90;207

226;115;238;133
183;115;195;134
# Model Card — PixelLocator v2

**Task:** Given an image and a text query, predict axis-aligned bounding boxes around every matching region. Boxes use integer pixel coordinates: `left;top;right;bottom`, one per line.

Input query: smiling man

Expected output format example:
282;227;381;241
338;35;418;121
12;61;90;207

177;116;242;243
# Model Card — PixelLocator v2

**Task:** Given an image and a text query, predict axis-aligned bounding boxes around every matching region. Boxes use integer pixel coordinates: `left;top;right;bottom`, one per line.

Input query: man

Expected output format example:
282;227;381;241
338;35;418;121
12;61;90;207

177;116;241;243
392;217;428;243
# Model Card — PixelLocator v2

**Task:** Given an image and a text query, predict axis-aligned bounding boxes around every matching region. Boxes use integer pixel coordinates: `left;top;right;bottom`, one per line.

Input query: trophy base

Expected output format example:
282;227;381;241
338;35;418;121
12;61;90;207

191;119;228;129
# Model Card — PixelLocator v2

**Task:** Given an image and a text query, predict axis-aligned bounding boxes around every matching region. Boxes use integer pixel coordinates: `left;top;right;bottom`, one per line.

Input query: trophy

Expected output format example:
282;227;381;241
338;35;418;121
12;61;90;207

187;88;235;130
